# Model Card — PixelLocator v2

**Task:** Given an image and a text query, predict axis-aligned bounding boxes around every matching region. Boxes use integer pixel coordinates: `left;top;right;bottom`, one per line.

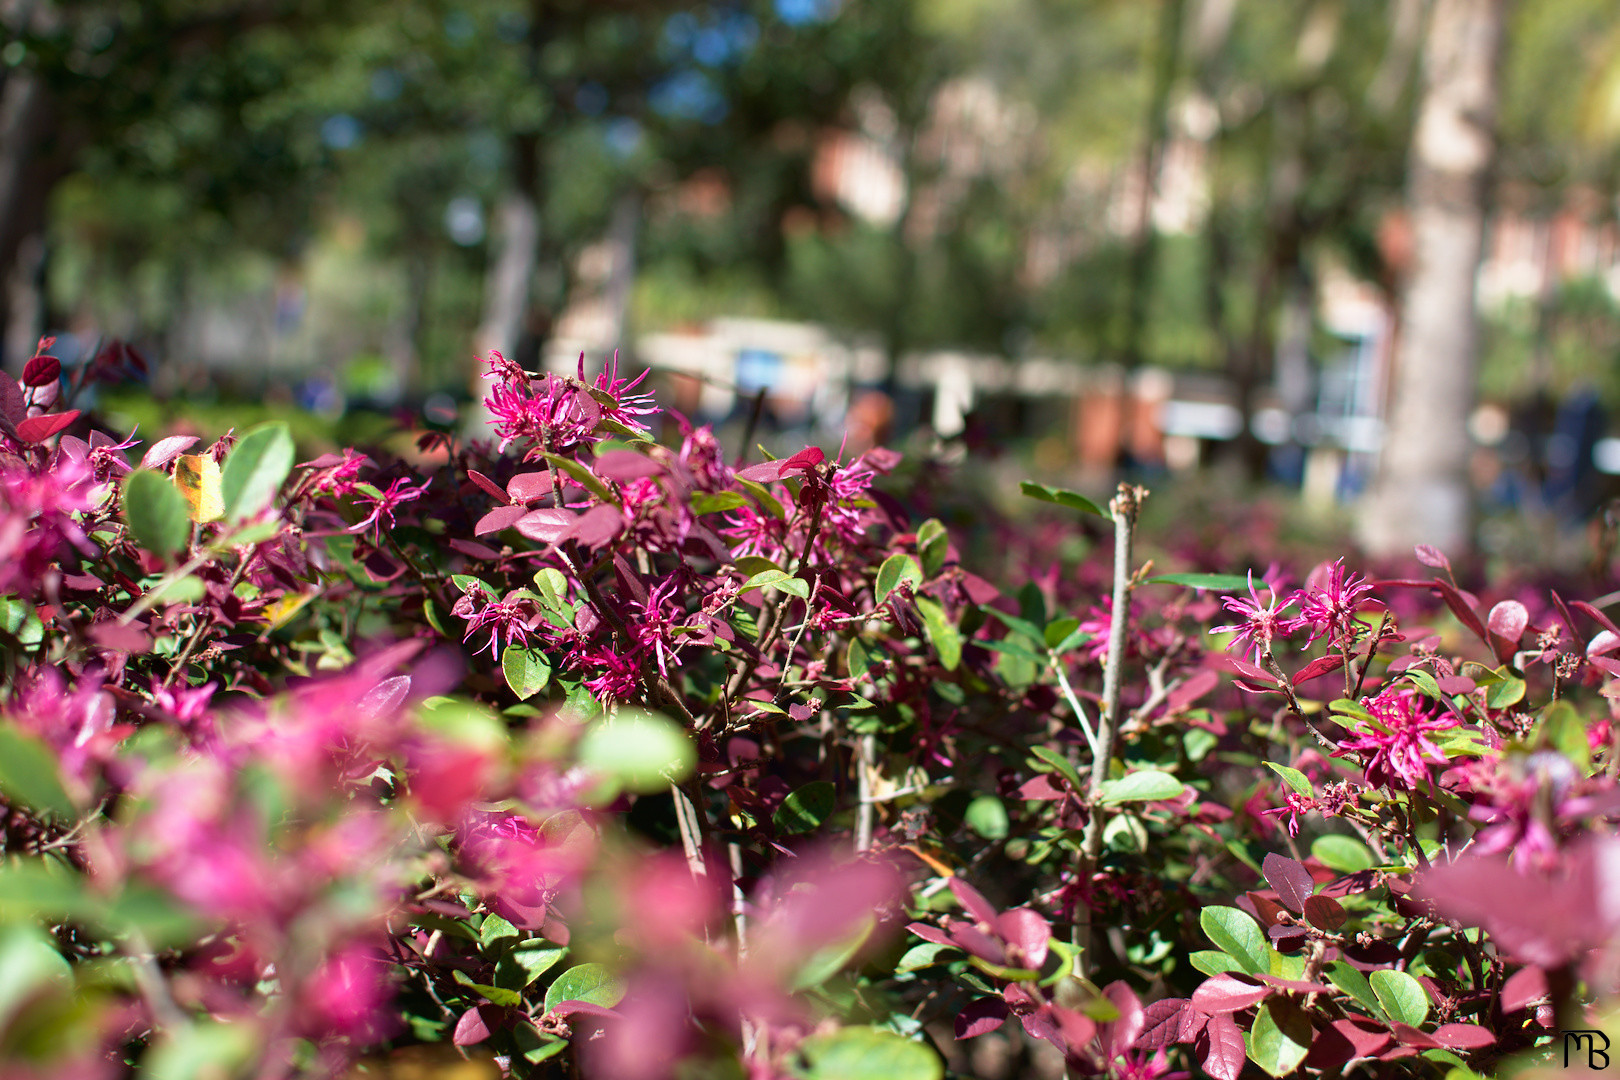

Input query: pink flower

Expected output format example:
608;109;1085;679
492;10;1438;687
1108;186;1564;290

1291;558;1377;646
1334;686;1456;791
457;589;540;658
1211;571;1297;662
348;476;427;540
300;943;395;1043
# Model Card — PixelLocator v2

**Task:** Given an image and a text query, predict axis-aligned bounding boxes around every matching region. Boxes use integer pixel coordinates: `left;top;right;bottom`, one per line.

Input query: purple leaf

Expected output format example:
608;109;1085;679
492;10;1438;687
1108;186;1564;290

89;621;150;654
1191;974;1269;1014
358;675;411;721
1436;673;1477;695
1262;853;1314;913
1414;544;1450;572
21;354;60;387
1306;1018;1390;1070
515;508;578;543
549;1000;622;1020
476;505;530;536
1166;669;1219;711
1268;925;1309;951
954;997;1008;1040
1196;1012;1246;1080
1390;1023;1439;1048
465;469;510;504
780;445;825;473
1430;1023;1495;1049
595;449;662;483
141;435;199;470
996;907;1050;969
1574;600;1620;642
1209;654;1279;686
1101;980;1144;1059
948;877;1000;926
453;1004;501;1046
506;471;554;505
1487;599;1529;662
1431;578;1489;645
735;459;785;483
1500;966;1547;1011
906;922;956;949
1254;974;1331;993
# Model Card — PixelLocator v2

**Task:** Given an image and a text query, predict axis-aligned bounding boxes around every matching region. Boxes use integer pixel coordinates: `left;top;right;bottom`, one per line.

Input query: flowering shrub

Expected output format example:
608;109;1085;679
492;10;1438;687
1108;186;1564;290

1;337;1619;1078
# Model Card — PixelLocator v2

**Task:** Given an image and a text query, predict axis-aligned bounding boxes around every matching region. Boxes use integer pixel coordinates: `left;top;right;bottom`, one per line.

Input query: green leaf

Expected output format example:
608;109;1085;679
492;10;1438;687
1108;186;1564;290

218;422;295;523
1326;960;1381;1017
736;477;786;519
917;518;949;577
539;451;616;505
1265;762;1315;799
578;709;695;794
847;638;871;680
1486;675;1526;710
742;568;810;599
1537;701;1591;773
543;962;626;1015
0;726;76;820
532;568;569;611
915;596;962;670
983;607;1045;643
142;1020;257;1080
875;554;924;604
1248;999;1312;1077
897;942;955;972
1200;906;1269;975
690;490;750;515
1145;572;1251;591
964;795;1009;839
417;698;508;754
790;915;874;992
799;1026;943;1080
0;922;71;1031
1369;968;1429;1027
1018;481;1109;519
122;469;191;559
453;969;522;1007
497;940;568;990
1311;834;1375;873
501;645;552;701
1098;769;1184;805
1189;950;1249;977
480;914;520;951
1028;746;1086;793
774;781;837;835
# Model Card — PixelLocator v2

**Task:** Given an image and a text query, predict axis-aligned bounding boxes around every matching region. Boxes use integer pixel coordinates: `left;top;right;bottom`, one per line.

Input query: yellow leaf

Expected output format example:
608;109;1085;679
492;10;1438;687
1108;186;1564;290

261;591;316;629
173;454;223;523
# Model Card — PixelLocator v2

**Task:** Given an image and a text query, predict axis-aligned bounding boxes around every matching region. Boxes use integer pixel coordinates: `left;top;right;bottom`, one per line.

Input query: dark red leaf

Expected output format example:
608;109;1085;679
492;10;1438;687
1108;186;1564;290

466;469;510;504
1432;578;1489;645
358;676;412;722
1196;1012;1246;1080
1550;590;1583;653
1244;892;1290;928
1053;1006;1097;1058
1167;669;1219;711
476;505;530;536
89;621;149;654
567;502;624;550
946;919;1007;964
549;1000;621;1020
0;374;23;426
1254;974;1331;993
906;922;956;949
1573;600;1620;642
1102;981;1145;1059
1414;544;1450;572
515;508;578;543
1500;966;1547;1011
1436;673;1477;695
996;908;1050;969
449;539;501;560
780;445;825;473
506;471;554;504
1306;1018;1390;1070
954;997;1008;1040
594;449;662;482
1209;654;1277;684
1191;974;1268;1015
1293;653;1347;684
1390;1022;1439;1048
1487;599;1530;662
16;410;79;443
1303;894;1347;931
21;354;60;387
1263;853;1315;913
1137;998;1199;1049
453;1004;500;1046
1018;774;1067;800
1431;1023;1495;1049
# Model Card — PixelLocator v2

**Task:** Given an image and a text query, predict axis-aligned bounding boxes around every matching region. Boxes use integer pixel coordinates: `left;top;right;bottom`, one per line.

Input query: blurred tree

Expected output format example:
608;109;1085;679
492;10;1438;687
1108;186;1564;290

1359;0;1506;555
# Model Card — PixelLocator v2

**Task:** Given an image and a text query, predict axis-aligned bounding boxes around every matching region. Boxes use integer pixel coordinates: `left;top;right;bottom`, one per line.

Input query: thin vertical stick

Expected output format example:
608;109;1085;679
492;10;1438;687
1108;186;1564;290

1074;483;1147;974
856;733;877;852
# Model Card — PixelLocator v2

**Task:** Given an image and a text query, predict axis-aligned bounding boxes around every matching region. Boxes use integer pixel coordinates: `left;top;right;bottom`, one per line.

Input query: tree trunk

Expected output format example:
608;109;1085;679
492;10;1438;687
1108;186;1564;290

0;66;61;373
1358;0;1504;557
476;134;542;366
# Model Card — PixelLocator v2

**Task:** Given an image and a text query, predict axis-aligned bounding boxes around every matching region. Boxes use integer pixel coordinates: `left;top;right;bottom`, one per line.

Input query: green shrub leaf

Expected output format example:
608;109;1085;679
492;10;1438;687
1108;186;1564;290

1200;906;1269;975
799;1026;943;1080
219;422;295;523
543;962;626;1014
122;468;191;558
